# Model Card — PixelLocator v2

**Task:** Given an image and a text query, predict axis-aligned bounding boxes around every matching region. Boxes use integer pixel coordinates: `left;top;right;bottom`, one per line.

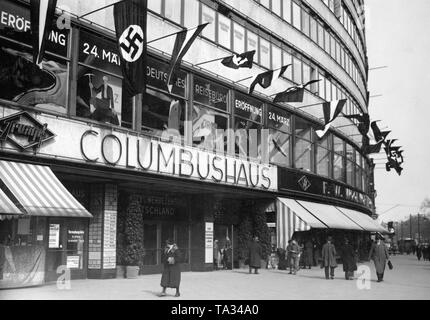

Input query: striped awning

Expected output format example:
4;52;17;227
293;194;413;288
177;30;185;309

0;161;92;218
296;200;363;231
277;198;318;249
336;207;387;233
0;188;23;216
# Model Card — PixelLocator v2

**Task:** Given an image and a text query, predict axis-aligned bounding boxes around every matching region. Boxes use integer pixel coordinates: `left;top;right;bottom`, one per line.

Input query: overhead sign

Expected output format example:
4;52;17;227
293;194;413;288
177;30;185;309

194;76;228;111
234;92;263;123
279;168;373;210
0;111;55;152
0;0;68;57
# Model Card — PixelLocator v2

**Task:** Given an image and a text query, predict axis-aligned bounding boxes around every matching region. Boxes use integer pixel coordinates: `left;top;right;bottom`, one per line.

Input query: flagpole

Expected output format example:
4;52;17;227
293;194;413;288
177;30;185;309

78;0;126;19
147;24;203;45
234;66;285;85
233;75;253;84
194;56;228;67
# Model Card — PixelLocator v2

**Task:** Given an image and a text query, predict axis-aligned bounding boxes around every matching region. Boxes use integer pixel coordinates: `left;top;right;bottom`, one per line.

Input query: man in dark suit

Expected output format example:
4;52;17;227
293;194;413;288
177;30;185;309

322;236;338;280
90;76;119;125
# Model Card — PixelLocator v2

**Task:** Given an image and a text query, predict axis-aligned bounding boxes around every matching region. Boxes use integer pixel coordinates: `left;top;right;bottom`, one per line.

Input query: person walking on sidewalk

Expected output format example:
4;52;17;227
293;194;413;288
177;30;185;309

341;238;357;280
248;236;262;274
322;236;337;280
368;235;390;282
160;239;182;297
416;244;422;261
288;239;300;275
304;239;314;269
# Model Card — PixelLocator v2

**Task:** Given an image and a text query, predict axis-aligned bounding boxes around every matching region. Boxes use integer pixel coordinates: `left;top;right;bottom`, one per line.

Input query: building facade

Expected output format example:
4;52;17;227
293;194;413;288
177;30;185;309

0;0;383;287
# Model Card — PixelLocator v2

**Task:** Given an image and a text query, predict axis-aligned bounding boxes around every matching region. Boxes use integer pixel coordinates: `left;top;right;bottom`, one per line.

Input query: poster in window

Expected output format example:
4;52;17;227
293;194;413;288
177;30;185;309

0;44;68;113
76;69;122;126
49;224;60;248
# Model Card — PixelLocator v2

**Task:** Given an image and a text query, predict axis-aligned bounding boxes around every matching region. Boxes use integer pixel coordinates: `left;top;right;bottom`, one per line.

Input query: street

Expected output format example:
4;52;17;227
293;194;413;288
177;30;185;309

1;254;429;300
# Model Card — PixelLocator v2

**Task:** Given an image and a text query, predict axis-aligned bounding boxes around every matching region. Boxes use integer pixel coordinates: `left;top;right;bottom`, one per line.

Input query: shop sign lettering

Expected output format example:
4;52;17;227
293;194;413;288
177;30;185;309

0;112;55;152
80;130;277;191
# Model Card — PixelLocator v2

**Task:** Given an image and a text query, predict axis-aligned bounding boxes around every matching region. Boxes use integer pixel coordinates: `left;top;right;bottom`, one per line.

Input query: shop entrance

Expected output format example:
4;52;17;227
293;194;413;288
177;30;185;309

45;218;88;282
140;222;190;274
214;225;234;270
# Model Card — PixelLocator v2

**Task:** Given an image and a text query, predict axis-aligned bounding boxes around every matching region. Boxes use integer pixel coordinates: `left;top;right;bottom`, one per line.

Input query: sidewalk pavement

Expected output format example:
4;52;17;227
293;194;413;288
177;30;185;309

1;255;429;300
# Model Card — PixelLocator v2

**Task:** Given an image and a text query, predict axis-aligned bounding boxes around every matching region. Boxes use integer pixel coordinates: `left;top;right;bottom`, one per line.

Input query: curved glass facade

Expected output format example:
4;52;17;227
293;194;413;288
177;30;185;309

0;0;373;197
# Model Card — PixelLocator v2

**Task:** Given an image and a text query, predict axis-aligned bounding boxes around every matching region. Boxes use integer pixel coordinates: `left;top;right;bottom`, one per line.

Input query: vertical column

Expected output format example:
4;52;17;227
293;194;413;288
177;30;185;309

88;184;118;279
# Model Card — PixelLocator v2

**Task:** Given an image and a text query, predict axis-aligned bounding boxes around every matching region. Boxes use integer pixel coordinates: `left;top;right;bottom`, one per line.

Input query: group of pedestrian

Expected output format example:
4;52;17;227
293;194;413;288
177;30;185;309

416;244;430;261
213;238;233;270
157;234;392;297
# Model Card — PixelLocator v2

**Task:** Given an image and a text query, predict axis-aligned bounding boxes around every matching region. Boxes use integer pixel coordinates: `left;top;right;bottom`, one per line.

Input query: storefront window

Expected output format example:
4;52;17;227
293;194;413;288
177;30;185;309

268;105;291;168
193;77;229;153
316;135;331;177
142;88;186;140
77;30;123;126
234;93;263;160
294;117;313;172
333;136;345;182
0;1;69;114
346;144;355;185
192;104;228;152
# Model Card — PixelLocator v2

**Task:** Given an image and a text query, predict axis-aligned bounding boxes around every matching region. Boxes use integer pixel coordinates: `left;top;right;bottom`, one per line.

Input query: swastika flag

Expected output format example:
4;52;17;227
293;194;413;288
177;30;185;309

114;0;147;96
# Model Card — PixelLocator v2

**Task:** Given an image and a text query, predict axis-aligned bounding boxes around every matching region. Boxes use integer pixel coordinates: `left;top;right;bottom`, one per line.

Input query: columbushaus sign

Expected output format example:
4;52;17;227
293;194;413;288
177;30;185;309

80;130;277;191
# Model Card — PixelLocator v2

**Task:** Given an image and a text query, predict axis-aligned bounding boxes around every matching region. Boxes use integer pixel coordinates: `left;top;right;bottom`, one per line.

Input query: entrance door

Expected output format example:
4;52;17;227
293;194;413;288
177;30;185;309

45;219;88;282
214;225;233;270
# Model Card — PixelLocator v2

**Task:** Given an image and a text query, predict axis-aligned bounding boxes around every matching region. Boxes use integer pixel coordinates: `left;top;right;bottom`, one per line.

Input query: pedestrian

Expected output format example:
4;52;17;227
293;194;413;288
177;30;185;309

368;235;390;283
288;239;300;275
222;238;232;269
213;239;220;270
277;247;287;270
416;245;422;261
321;236;338;280
313;240;321;267
341;238;357;280
248;236;263;274
160;239;182;297
304;239;314;269
423;245;429;261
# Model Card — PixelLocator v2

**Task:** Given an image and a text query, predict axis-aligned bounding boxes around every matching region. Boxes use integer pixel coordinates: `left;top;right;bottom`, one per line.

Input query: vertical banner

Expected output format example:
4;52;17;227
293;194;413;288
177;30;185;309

113;0;147;96
205;222;214;264
30;0;58;65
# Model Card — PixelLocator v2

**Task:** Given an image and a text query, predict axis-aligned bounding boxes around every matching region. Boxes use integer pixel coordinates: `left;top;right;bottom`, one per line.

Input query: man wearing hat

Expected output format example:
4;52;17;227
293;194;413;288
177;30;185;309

321;236;338;280
368;235;390;282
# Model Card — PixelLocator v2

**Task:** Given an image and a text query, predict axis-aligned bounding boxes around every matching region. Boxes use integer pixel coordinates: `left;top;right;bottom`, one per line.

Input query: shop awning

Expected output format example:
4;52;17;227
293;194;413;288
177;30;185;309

335;207;387;233
277;198;327;248
0;188;23;221
0;161;92;218
0;188;22;215
296;200;363;231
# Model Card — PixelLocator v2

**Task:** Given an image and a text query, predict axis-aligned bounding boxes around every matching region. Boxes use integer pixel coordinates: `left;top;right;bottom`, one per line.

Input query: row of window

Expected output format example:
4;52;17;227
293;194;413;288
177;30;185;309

256;0;367;100
147;0;364;119
321;0;366;62
0;28;370;193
